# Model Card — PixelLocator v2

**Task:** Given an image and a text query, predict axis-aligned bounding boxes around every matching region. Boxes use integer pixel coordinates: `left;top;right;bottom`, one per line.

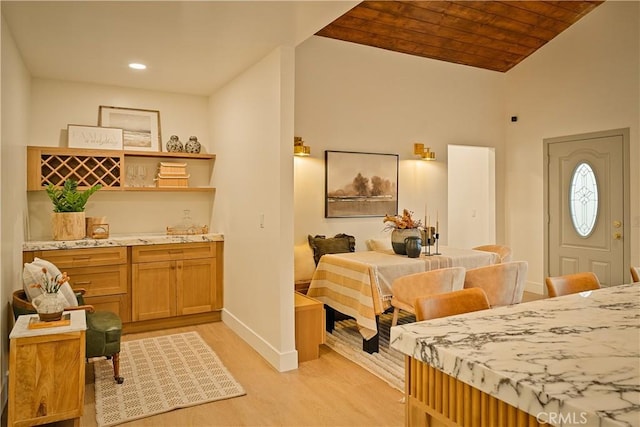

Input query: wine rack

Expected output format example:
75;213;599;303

40;152;121;188
27;146;215;192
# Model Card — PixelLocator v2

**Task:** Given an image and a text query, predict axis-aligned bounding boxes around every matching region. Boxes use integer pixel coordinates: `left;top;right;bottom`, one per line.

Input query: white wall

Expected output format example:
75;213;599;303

504;0;640;292
448;145;495;248
294;36;506;250
1;13;31;415
25;79;211;240
210;47;297;371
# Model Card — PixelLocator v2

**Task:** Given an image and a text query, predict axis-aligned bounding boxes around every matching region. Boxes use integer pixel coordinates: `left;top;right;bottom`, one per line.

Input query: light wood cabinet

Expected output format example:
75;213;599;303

27;145;216;192
23;240;223;333
131;242;220;322
8;311;86;427
23;247;130;322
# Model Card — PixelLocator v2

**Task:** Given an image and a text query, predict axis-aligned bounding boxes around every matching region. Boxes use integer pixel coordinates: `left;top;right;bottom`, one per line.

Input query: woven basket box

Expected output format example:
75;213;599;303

155;174;190;188
158;162;188;176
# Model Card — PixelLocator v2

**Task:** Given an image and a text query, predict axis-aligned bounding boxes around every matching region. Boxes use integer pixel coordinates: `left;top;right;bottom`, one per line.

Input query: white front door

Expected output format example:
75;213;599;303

545;129;630;286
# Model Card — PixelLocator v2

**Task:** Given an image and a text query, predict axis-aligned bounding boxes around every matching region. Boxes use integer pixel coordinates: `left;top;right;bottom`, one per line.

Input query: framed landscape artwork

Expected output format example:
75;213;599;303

325;150;398;218
67;124;123;150
98;106;161;152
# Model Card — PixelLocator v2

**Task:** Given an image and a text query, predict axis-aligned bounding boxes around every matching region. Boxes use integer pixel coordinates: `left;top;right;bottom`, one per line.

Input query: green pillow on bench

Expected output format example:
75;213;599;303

307;233;356;265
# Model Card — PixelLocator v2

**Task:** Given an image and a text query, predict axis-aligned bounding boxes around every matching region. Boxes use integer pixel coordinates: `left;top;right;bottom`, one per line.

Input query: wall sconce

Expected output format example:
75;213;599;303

294;136;310;156
414;143;436;161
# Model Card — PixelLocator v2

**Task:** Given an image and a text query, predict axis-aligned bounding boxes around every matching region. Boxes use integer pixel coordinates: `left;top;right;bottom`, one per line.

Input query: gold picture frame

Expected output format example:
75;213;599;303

98;106;161;152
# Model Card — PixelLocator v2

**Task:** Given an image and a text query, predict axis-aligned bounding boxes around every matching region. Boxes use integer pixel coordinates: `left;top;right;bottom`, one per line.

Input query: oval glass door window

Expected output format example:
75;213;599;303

570;162;598;237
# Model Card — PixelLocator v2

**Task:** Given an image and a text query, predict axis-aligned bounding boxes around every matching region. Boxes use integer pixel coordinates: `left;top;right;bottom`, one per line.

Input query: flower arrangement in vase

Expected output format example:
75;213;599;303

30;267;70;321
384;209;423;256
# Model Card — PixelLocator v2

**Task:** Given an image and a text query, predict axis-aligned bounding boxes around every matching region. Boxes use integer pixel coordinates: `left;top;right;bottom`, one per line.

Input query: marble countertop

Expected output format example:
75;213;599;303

390;284;640;427
10;310;87;339
23;233;224;251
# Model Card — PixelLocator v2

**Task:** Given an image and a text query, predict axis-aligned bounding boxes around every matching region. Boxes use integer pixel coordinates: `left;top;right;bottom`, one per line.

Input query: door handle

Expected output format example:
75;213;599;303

613;232;622;240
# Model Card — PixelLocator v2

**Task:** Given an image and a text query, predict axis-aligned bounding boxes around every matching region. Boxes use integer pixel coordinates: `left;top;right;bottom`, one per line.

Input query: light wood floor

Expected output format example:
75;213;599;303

80;291;545;426
80;321;405;427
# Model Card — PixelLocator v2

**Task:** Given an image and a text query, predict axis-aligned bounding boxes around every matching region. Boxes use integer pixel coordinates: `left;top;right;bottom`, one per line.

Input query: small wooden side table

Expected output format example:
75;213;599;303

8;311;87;427
294;292;325;363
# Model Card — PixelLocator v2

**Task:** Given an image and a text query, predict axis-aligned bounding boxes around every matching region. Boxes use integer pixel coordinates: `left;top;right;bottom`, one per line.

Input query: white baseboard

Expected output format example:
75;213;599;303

525;281;544;295
221;309;298;372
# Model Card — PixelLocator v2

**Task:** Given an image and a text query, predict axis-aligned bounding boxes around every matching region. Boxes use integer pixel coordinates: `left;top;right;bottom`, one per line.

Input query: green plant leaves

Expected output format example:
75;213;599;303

46;179;102;212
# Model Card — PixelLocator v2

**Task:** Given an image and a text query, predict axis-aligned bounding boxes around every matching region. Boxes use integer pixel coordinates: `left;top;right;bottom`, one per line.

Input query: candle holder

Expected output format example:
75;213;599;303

422;228;434;256
425;238;433;256
434;233;441;255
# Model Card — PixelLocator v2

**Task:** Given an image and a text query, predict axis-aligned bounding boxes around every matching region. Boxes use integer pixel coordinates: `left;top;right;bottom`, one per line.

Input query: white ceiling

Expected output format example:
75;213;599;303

1;1;358;96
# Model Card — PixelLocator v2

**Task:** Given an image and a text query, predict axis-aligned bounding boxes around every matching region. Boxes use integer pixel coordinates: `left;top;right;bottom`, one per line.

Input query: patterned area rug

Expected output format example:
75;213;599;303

94;331;246;427
324;311;414;391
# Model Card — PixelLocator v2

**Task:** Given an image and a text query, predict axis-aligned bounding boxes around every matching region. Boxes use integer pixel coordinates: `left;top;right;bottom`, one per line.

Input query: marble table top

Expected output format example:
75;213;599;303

390;284;640;427
23;232;224;251
10;310;87;339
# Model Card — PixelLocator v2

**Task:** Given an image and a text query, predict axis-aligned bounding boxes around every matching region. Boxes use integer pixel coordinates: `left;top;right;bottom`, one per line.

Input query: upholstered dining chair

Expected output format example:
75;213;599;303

415;287;491;321
631;267;640;283
12;289;124;384
390;266;466;326
472;244;513;263
463;261;528;307
545;272;601;297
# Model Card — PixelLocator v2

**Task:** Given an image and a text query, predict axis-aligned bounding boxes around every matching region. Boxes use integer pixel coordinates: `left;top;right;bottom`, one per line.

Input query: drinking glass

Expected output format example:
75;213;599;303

126;165;137;187
137;165;147;187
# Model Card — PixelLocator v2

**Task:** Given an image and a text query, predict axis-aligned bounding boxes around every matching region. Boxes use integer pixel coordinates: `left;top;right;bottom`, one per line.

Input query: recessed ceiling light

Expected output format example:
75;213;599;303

129;63;146;70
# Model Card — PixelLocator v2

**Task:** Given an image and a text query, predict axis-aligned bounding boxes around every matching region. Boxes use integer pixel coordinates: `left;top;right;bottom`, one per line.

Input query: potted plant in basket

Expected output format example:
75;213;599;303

46;179;102;241
383;209;423;256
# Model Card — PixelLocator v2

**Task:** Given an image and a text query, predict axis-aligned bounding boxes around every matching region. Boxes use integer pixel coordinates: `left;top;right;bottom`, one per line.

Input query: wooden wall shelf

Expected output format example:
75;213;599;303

27;146;215;192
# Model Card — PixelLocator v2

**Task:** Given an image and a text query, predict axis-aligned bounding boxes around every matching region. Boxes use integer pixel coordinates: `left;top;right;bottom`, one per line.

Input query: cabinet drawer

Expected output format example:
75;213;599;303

66;264;128;297
34;247;127;268
132;243;215;263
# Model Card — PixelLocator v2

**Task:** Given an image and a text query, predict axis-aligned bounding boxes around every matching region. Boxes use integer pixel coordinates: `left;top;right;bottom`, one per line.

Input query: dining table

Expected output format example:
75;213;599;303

306;246;500;353
390;283;640;427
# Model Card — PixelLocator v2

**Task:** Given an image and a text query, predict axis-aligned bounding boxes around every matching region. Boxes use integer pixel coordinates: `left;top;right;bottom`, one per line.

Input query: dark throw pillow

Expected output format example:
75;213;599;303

307;233;356;265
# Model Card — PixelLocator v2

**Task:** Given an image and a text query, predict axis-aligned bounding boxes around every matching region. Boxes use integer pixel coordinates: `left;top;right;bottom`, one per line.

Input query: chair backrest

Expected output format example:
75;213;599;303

391;267;466;313
463;261;528;306
545;272;601;297
415;288;490;321
12;290;36;319
631;267;640;283
472;244;513;263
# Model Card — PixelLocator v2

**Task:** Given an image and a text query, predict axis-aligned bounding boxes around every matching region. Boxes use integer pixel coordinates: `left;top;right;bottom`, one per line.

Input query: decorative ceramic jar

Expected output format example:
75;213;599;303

184;136;201;154
391;228;421;255
32;292;65;322
404;236;422;258
166;135;183;152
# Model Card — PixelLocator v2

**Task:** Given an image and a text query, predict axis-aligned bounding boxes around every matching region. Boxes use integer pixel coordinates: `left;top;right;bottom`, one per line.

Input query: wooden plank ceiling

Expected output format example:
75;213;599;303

316;1;604;72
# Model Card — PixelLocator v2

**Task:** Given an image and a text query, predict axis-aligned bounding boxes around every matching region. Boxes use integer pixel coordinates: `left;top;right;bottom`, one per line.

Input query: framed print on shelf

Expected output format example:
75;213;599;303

325;150;398;218
98;106;161;152
67;124;123;150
